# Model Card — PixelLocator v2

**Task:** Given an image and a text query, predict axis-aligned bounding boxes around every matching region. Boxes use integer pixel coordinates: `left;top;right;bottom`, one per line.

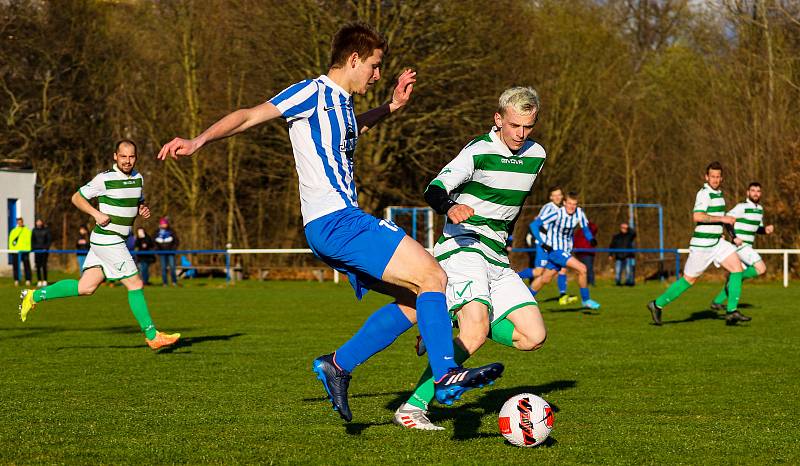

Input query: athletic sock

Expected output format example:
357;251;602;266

517;268;533;280
334;303;412;372
416;292;457;380
655;277;692;308
579;287;591;302
557;274;568;295
128;289;158;340
407;343;470;411
488;318;515;348
714;266;759;304
743;265;759;279
32;280;79;303
726;272;743;313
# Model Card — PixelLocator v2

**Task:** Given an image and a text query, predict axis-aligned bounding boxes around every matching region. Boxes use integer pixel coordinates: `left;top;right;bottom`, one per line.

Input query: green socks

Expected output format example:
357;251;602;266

726;272;743;313
713;266;758;305
128;289;157;339
33;280;79;303
655;277;693;308
406;317;520;411
488;318;515;348
407;343;470;410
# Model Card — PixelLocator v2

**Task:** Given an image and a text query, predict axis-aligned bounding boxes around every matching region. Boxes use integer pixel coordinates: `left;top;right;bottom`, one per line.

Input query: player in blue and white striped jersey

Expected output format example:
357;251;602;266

158;22;502;422
529;192;601;309
517;186;574;304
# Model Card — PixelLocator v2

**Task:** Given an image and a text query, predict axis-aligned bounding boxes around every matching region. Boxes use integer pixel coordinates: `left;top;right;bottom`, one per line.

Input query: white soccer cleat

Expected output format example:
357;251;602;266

393;403;444;431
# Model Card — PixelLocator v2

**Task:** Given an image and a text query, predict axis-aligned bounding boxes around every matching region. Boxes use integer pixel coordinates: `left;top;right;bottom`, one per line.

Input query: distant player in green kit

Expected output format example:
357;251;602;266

18;139;180;351
647;161;751;326
709;182;774;310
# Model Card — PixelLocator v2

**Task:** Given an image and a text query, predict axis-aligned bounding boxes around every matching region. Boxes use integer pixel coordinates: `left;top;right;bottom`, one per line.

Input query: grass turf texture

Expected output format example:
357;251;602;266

1;279;799;464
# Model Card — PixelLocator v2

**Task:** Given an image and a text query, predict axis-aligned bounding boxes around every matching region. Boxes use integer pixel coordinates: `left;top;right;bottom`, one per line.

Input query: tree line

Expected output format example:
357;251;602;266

1;0;798;270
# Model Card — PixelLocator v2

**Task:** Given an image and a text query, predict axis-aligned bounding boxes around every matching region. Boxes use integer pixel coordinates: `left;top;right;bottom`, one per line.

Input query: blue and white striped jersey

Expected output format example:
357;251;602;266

540;206;589;252
530;201;559;241
270;75;359;225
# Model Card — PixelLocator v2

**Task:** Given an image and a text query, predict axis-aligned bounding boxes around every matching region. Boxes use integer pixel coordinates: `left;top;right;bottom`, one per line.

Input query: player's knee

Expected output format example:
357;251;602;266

420;263;448;292
78;283;99;295
517;328;547;351
755;262;766;275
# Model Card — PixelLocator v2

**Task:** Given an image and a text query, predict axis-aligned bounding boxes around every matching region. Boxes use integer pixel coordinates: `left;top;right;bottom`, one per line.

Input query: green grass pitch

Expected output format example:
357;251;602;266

1;278;799;464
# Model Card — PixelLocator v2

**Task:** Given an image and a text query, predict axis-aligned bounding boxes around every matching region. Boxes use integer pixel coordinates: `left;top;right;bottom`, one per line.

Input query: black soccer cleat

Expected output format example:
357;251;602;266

647;300;662;326
709;302;726;312
312;353;353;422
434;363;504;406
725;311;752;326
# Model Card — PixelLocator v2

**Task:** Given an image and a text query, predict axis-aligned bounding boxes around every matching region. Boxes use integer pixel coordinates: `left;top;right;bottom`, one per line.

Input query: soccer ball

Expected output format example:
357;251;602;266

498;393;553;447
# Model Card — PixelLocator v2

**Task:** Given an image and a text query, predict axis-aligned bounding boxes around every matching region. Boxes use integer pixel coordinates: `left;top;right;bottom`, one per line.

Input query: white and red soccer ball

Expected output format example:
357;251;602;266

498;393;553;447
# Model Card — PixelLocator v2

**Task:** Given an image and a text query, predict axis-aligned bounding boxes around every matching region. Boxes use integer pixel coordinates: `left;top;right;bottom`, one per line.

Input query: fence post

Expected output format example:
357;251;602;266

784;251;789;288
225;249;231;285
674;250;681;280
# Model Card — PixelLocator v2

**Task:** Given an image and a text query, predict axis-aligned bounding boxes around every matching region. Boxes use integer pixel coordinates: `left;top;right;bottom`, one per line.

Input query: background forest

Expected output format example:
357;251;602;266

1;0;798;269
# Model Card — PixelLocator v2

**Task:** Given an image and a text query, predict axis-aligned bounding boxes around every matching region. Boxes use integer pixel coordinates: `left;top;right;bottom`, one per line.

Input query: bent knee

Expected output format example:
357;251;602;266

518;331;547;351
420;263;448;292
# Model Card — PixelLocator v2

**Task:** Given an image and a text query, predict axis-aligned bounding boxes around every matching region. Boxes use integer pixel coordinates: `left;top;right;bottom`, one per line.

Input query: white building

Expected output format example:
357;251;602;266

1;168;37;276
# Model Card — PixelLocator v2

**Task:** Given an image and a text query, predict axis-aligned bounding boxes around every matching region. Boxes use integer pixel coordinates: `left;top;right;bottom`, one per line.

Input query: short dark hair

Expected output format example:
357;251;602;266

115;138;137;155
548;186;563;195
748;181;761;189
706;161;723;174
566;191;580;201
329;22;387;69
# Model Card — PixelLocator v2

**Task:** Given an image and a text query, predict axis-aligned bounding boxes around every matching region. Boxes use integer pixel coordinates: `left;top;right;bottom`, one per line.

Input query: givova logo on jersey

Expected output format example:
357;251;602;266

340;126;357;162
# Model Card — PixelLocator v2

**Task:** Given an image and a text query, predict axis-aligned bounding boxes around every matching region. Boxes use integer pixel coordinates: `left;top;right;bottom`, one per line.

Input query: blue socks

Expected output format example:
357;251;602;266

558;273;568;295
416;292;457;380
580;287;591;302
517;268;533;280
334;303;412;372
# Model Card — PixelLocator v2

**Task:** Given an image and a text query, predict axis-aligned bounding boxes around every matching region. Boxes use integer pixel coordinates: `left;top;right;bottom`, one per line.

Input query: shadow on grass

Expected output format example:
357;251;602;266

433;380;576;441
344;421;393;436
546;307;599;316
54;332;244;352
155;332;245;354
662;309;722;325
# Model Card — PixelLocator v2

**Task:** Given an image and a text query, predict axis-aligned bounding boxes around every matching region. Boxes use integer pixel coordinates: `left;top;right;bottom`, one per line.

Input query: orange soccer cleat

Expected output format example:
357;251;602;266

145;331;181;351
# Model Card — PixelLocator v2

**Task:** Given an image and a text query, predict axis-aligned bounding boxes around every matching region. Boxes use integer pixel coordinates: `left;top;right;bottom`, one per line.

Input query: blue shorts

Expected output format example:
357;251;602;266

544;249;572;271
304;207;405;299
534;243;549;269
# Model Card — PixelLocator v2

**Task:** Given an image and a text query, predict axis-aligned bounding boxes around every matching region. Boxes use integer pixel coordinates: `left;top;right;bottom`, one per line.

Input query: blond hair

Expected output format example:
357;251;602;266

497;86;540;116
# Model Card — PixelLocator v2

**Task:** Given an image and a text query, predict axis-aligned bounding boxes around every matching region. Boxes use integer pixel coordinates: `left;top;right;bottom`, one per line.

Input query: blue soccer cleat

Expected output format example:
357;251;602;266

312;353;353;422
582;299;601;310
434;363;504;406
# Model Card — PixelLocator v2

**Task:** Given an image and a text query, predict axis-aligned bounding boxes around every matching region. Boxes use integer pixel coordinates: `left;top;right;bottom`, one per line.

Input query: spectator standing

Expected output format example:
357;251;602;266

76;225;90;272
609;223;636;286
9;217;32;286
573;220;598;286
32;219;53;286
154;217;179;286
134;227;156;285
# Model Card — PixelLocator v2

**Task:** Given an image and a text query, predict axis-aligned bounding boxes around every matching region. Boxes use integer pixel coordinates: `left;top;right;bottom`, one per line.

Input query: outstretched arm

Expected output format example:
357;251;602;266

158;102;282;160
357;69;416;134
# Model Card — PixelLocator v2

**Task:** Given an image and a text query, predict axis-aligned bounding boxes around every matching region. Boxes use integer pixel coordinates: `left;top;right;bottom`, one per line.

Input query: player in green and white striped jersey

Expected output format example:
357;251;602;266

710;182;774;310
647;162;751;326
18;140;180;351
394;87;548;430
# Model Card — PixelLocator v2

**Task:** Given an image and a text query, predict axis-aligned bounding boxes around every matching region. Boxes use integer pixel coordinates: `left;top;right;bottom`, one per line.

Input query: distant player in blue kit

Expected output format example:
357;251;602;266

157;22;503;422
529;192;601;309
517;186;575;304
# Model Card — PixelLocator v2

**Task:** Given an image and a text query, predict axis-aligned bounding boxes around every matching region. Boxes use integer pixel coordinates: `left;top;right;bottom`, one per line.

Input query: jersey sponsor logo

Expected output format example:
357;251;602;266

501;158;523;165
339;126;357;161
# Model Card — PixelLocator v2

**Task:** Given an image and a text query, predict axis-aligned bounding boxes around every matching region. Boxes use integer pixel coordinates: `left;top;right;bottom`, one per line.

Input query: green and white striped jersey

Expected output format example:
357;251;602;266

728;199;764;246
690;183;726;249
78;165;143;246
428;128;546;267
